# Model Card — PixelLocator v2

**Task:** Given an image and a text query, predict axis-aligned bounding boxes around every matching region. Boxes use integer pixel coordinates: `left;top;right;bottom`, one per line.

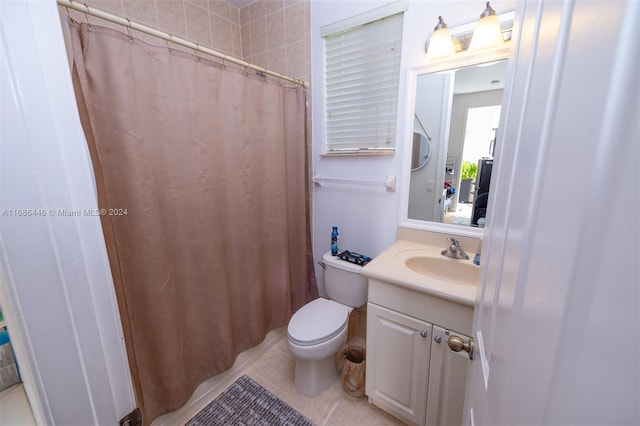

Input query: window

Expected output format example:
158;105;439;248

323;9;404;154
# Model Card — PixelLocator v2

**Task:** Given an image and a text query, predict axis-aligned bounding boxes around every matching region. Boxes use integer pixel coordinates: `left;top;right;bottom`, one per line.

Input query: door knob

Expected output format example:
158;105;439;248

447;335;474;360
420;329;428;338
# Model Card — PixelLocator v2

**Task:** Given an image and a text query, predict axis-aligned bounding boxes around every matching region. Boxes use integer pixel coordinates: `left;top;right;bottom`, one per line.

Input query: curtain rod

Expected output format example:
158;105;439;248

57;0;307;87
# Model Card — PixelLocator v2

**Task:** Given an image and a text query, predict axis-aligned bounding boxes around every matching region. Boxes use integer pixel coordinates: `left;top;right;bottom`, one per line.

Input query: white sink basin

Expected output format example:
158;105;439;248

404;256;479;286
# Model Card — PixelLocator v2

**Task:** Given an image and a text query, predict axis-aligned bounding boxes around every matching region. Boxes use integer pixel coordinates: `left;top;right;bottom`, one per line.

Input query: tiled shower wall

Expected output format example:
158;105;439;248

240;0;311;83
238;0;312;184
60;0;310;85
61;0;242;58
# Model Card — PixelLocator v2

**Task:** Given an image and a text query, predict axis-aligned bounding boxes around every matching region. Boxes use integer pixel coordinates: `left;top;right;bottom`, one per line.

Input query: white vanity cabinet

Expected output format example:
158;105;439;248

365;278;474;426
366;303;432;425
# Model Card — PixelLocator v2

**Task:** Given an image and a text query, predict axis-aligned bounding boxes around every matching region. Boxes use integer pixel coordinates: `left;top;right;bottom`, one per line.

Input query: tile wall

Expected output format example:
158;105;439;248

237;0;312;197
59;0;310;85
239;0;311;83
61;0;242;59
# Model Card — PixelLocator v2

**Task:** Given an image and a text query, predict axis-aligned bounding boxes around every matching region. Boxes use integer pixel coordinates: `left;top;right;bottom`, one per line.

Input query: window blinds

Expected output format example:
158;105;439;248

324;12;404;152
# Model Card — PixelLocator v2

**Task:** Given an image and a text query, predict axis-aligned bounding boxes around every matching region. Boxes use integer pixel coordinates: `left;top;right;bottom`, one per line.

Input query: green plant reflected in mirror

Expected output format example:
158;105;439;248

460;161;477;181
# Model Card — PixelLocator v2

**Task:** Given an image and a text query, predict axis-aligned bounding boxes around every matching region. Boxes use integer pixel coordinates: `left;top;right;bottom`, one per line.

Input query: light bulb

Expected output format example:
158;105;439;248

426;16;456;60
469;2;504;51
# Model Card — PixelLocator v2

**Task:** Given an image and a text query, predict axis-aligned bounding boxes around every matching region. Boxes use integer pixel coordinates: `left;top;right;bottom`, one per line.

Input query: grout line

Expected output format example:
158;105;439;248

186;0;208;13
205;2;214;51
181;0;188;38
153;0;159;33
322;401;340;426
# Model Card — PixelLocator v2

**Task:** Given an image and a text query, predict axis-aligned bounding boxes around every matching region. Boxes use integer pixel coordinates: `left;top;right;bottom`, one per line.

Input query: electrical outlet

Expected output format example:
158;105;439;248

426;180;434;191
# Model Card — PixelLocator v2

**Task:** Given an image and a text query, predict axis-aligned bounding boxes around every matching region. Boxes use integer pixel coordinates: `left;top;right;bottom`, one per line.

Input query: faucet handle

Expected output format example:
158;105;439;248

442;237;469;260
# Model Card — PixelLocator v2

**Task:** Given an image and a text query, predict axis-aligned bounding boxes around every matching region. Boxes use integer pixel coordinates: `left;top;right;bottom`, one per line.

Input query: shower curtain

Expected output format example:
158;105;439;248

69;22;317;424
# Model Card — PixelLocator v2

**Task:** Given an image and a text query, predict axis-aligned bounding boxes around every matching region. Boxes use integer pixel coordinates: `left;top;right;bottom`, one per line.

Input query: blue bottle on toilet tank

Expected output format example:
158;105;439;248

331;226;339;256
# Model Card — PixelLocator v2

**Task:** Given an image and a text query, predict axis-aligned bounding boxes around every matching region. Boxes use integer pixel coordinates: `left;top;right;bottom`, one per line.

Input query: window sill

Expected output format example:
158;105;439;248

321;149;395;157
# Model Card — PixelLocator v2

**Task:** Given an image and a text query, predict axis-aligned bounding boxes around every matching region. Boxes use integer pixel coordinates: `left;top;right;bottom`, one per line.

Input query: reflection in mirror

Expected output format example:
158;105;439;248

408;60;506;228
412;113;433;171
411;131;432;171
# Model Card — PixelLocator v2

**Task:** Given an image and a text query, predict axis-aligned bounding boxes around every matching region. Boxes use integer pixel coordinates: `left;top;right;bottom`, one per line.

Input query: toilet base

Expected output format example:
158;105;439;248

294;355;339;397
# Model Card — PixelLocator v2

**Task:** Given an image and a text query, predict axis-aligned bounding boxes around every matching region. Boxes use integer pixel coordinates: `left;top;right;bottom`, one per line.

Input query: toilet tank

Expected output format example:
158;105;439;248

322;251;368;308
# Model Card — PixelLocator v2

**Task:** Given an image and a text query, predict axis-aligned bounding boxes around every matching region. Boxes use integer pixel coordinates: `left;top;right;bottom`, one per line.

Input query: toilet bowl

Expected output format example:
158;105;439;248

288;298;352;396
287;252;368;397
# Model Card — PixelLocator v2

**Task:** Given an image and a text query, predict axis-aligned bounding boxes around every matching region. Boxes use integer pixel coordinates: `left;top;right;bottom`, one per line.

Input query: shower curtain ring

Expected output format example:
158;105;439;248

82;3;92;27
166;34;173;53
194;43;201;60
126;18;133;41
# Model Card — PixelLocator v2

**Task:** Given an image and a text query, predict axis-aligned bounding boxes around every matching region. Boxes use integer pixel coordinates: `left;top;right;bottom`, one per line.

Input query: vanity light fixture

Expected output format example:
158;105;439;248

425;16;456;60
468;2;504;51
425;2;507;61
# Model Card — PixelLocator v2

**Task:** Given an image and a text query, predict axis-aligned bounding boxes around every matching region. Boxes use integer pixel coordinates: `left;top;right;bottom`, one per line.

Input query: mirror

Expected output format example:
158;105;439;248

411;130;432;171
406;59;507;229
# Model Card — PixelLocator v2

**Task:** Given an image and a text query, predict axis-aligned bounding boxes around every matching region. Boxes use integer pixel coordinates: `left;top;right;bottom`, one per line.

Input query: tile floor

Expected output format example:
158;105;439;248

154;327;404;426
0;383;36;426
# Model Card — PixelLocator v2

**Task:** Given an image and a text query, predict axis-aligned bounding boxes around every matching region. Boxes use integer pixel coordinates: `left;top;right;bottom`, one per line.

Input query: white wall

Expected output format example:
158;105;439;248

311;0;516;293
0;1;135;424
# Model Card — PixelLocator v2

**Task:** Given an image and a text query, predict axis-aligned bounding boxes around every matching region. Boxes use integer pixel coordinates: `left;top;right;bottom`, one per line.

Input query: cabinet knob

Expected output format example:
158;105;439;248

434;335;442;343
447;335;474;360
420;329;428;338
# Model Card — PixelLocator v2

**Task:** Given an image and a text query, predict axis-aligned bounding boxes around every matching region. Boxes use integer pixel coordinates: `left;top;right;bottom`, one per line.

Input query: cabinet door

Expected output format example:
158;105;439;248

426;325;471;426
366;303;432;425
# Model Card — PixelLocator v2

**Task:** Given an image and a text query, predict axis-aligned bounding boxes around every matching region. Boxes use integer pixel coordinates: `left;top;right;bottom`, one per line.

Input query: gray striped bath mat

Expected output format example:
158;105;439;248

186;375;314;426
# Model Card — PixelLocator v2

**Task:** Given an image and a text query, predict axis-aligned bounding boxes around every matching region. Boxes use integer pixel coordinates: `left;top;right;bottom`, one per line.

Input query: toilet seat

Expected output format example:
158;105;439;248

288;298;350;347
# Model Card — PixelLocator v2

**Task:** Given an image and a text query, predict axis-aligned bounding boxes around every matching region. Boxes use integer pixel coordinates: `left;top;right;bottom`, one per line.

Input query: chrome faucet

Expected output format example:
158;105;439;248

441;237;469;260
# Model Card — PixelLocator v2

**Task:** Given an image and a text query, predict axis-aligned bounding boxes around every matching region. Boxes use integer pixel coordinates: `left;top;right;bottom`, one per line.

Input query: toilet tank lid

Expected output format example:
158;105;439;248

322;251;362;273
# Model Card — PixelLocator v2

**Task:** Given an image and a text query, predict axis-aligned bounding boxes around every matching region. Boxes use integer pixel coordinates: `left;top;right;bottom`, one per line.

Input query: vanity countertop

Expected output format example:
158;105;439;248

361;240;479;307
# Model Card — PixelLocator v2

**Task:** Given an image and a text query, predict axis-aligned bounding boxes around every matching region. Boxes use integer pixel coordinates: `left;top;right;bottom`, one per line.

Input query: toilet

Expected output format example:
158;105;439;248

287;251;368;397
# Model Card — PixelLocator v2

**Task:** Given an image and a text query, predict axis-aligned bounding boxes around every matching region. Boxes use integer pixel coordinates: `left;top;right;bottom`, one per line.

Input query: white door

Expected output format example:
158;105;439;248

0;2;135;424
366;303;432;425
464;0;639;425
